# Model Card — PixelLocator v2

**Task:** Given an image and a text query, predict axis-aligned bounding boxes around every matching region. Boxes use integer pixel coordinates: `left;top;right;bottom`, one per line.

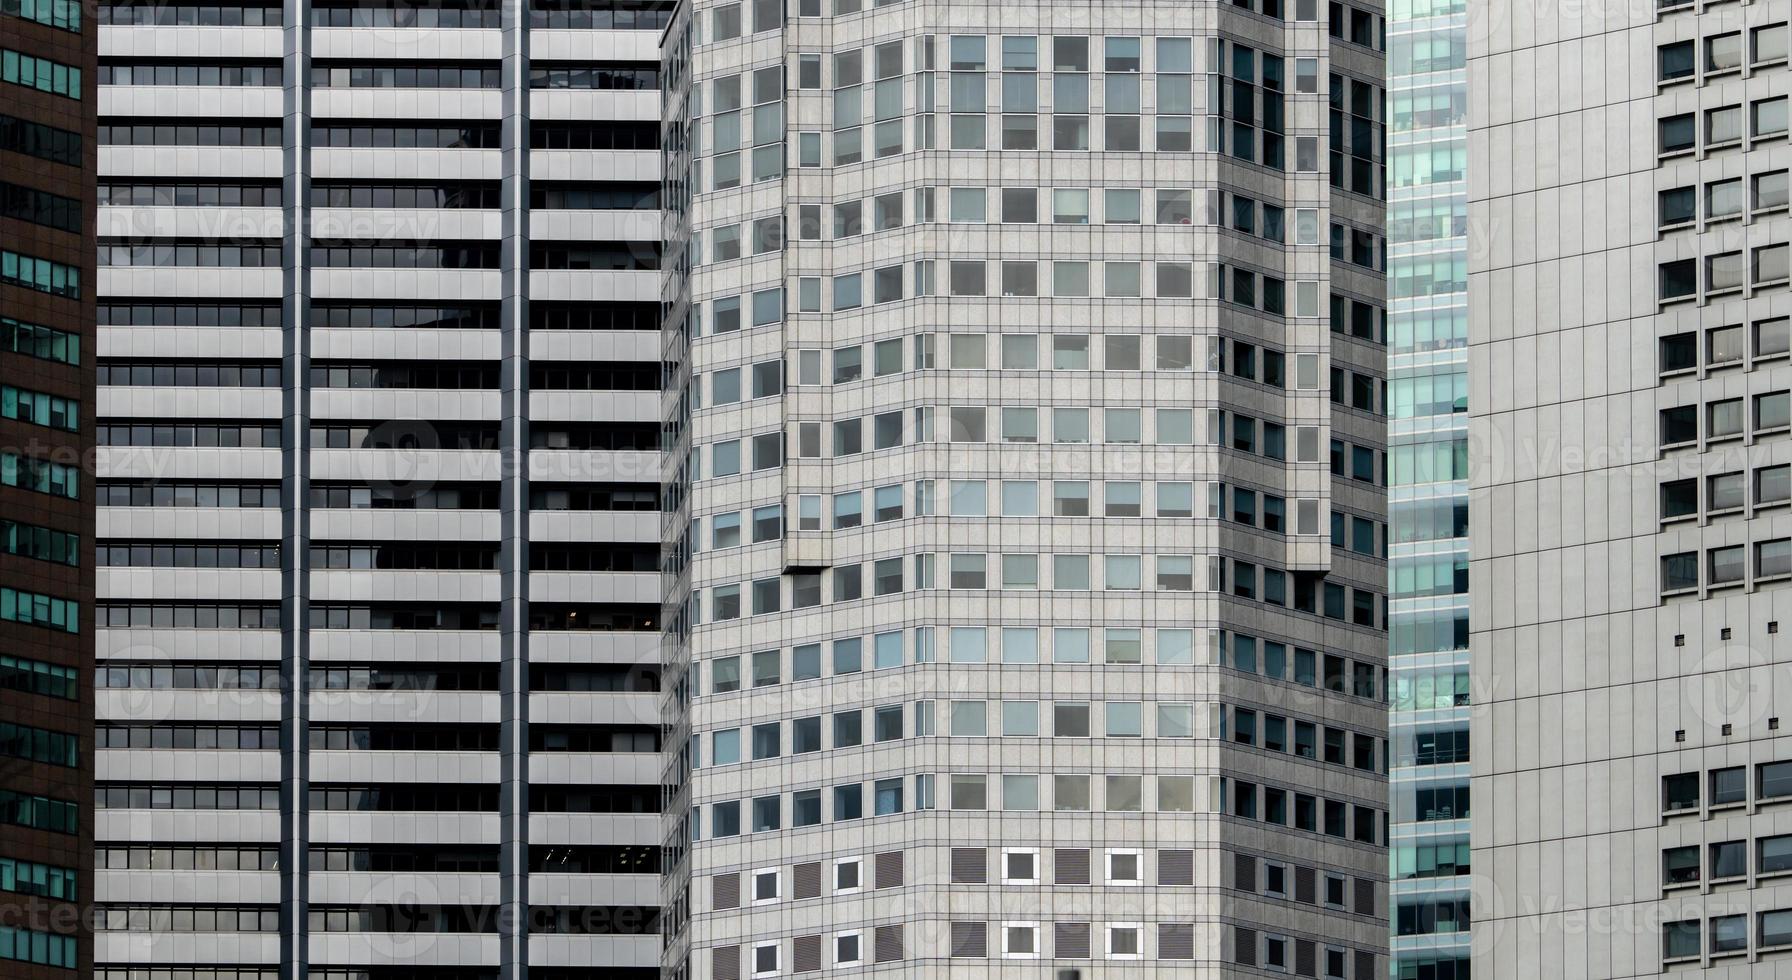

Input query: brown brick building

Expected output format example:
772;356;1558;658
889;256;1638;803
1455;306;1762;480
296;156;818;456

0;0;94;974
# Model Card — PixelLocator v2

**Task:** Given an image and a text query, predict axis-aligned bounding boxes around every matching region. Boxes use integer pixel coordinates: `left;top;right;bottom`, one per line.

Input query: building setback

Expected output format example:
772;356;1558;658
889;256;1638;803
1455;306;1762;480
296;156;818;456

90;1;667;978
0;0;96;975
659;0;1392;975
1470;0;1792;974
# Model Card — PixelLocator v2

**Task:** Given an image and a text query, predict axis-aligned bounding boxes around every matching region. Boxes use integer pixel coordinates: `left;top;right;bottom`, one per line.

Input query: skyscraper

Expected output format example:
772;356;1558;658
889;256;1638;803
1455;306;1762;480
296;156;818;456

1470;0;1792;973
1386;0;1471;970
91;2;667;978
659;0;1393;975
0;0;95;974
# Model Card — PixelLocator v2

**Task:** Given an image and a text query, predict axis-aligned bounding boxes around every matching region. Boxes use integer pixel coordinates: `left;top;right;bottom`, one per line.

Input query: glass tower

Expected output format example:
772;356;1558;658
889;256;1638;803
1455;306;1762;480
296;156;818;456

1385;0;1470;971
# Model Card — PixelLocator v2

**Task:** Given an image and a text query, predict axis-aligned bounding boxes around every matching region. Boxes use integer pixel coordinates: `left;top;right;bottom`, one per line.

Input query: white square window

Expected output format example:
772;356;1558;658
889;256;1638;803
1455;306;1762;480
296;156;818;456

1003;848;1040;883
834;931;863;966
833;857;863;893
1106;849;1143;885
752;941;780;977
1003;922;1040;958
752;867;781;903
1106;923;1143;959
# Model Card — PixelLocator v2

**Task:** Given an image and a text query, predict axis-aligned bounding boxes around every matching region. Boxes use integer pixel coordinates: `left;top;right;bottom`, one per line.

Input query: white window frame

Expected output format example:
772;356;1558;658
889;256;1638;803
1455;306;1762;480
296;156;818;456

833;929;865;966
1105;848;1144;886
1002;847;1041;884
832;856;864;894
751;866;782;905
751;940;781;977
1105;921;1144;960
1002;921;1041;959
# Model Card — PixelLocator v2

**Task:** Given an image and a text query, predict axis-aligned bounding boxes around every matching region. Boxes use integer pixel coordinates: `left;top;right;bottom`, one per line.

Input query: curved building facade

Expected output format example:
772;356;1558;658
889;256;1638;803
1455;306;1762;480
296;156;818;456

659;0;1393;974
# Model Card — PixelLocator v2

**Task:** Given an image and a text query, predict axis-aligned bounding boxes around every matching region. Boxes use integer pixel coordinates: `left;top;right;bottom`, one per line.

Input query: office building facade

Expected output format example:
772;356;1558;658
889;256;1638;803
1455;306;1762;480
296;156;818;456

91;1;667;978
1470;0;1792;973
659;0;1393;975
1386;0;1471;970
0;0;96;974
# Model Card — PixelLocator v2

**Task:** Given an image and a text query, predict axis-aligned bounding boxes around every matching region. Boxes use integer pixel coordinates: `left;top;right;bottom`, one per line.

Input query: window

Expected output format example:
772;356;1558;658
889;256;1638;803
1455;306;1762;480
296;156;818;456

1662;552;1698;592
1053;774;1091;811
1106;923;1142;959
1758;171;1790;212
949;700;986;738
1002;923;1038;958
1758;97;1790;139
1001;187;1037;223
949;627;986;663
1663;920;1700;960
1002;554;1038;589
1659;186;1695;226
1105;702;1142;737
1761;539;1792;578
1765;760;1792;800
1052;188;1089;224
1660;40;1694;81
1711;840;1747;880
833;931;862;966
1763;835;1792;875
1709;105;1744;145
1663;845;1699;885
1708;179;1745;223
1000;629;1038;666
1663;772;1699;811
1710;471;1745;511
949;774;987;810
1157;703;1194;738
1759;243;1791;283
832;858;862;892
1711;545;1745;584
1761;464;1792;505
949;261;985;295
1713;914;1747;953
1106;849;1141;885
1661;406;1697;446
1660;333;1697;375
1709;251;1745;292
949;554;986;589
1002;700;1039;736
1660;113;1696;154
949;188;985;222
1710;398;1744;438
1002;481;1037;516
1765;909;1792;948
1660;258;1696;300
1757;319;1792;363
751;941;780;976
1761;392;1791;430
1053;703;1091;737
1708;32;1744;72
1757;23;1790;64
